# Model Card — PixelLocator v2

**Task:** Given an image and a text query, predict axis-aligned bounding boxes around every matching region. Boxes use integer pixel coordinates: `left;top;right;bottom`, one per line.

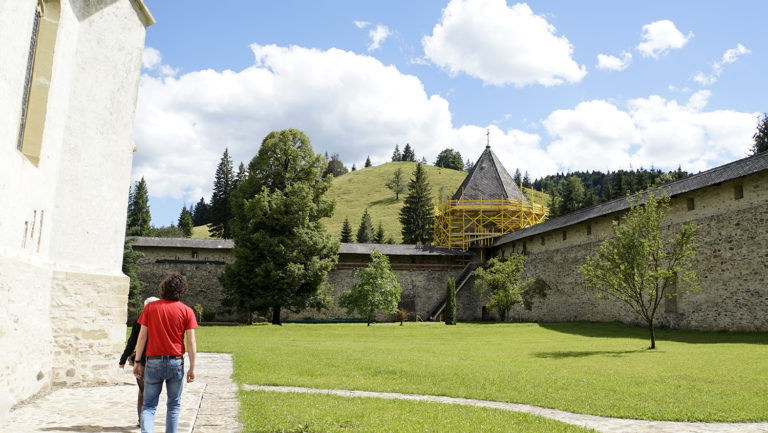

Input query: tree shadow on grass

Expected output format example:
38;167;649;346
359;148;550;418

369;197;398;206
533;349;649;359
536;321;768;345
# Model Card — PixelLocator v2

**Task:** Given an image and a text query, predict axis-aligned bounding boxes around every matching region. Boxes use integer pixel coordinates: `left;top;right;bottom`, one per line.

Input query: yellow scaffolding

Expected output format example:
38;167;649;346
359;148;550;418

433;196;548;250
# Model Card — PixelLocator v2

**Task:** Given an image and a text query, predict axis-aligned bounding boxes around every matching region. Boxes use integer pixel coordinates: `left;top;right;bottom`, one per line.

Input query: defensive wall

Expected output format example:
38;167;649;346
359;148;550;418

483;153;768;331
131;240;472;323
132;153;768;331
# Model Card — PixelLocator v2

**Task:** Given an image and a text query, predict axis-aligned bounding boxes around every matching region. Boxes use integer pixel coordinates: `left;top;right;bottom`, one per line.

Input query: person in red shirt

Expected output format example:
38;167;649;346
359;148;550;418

133;273;197;433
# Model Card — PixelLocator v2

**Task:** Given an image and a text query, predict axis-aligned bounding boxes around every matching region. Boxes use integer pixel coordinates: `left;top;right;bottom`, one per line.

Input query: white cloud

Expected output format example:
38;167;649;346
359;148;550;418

422;0;586;87
134;46;756;205
693;43;750;86
354;20;370;29
636;20;692;58
368;25;391;51
543;91;756;173
596;51;632;71
142;46;177;77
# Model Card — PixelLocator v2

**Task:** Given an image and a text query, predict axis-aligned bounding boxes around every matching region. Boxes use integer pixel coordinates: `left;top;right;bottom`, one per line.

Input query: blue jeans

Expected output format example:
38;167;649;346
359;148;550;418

141;357;184;433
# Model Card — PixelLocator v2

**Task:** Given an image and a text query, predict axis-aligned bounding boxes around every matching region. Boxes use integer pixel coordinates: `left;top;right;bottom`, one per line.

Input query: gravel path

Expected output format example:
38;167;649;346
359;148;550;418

243;384;768;433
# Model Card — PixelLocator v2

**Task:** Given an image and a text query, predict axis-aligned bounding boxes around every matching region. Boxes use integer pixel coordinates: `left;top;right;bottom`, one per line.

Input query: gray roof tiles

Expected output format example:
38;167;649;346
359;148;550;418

130;237;234;249
493;151;768;246
452;146;527;202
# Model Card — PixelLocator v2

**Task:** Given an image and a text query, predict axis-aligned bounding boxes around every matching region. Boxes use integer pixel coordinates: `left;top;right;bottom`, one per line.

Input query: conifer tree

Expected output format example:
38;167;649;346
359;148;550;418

192;197;211;226
351;163;356;171
122;239;145;321
445;277;456;325
210;148;235;238
464;158;474;172
392;144;402;162
402;143;416;162
357;208;374;243
365;156;372;167
400;163;434;244
235;162;247;188
178;205;194;237
221;129;338;325
322;153;349;178
340;218;353;243
374;222;385;243
513;168;522;187
523;171;531;188
126;177;151;236
752;113;768;155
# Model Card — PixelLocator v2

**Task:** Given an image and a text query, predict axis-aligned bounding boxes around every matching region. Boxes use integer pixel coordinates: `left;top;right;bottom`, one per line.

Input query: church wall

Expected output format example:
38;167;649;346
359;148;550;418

494;172;768;331
0;0;148;417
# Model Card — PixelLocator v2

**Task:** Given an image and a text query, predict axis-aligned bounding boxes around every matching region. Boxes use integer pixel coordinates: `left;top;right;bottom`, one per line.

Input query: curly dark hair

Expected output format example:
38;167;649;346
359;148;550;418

160;272;188;301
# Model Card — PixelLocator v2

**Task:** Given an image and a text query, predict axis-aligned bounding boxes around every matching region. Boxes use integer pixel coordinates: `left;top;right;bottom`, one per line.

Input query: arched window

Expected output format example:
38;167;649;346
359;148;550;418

17;0;60;165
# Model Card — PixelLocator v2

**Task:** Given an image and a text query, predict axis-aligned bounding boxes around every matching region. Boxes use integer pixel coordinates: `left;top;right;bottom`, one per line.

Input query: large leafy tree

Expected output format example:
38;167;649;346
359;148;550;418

178;205;193;237
752;113;768;155
126;177;151;236
434;148;463;171
322;153;349;178
221;129;339;325
385;167;406;200
339;250;402;326
340;217;353;243
580;194;699;349
210;148;235;238
356;208;374;243
399;163;434;244
473;254;545;322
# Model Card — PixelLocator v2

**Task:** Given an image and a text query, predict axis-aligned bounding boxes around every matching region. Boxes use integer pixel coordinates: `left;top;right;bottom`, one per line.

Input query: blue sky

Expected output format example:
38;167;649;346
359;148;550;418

135;0;766;226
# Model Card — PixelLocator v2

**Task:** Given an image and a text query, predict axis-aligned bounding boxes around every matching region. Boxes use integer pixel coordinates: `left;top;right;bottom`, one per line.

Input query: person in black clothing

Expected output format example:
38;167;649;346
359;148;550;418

119;296;158;425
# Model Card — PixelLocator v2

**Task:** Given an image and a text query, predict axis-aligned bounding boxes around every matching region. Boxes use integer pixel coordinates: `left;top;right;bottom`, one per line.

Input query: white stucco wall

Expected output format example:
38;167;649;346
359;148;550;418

0;0;149;421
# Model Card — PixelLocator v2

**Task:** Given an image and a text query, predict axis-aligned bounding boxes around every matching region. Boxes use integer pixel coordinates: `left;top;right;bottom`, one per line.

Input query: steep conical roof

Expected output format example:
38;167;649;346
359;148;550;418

451;145;527;201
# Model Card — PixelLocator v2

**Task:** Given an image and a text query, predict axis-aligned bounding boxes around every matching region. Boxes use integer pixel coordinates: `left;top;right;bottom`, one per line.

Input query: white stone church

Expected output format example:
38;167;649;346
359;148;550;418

0;0;152;422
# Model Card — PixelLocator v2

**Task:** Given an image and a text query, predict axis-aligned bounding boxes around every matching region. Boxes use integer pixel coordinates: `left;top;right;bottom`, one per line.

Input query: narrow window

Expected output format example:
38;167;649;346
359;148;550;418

586;224;592;235
540;236;545;246
733;185;744;200
562;231;567;241
191;251;198;259
17;0;60;165
687;198;695;211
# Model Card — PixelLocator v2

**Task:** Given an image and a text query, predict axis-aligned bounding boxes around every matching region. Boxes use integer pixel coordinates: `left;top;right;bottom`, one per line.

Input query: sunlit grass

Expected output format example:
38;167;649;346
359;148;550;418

198;322;768;422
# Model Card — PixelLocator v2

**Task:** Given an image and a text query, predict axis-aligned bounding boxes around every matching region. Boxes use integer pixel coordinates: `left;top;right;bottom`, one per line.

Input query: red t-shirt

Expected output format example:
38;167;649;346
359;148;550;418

138;299;198;356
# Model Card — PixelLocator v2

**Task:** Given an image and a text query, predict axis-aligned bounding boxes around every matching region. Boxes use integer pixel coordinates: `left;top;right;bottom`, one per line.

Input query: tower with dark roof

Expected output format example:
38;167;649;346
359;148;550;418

434;144;547;250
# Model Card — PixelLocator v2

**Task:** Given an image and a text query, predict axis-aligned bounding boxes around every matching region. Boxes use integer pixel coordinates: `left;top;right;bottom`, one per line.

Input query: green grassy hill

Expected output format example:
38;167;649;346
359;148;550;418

193;161;548;242
324;162;467;243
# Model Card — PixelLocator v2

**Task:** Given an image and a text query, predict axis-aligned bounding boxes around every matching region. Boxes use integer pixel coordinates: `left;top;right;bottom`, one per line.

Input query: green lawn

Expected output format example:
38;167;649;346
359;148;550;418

197;322;768;423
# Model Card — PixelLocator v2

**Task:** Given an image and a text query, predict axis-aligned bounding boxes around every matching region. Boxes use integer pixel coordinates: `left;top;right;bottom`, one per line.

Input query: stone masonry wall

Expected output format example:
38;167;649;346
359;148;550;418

494;174;768;331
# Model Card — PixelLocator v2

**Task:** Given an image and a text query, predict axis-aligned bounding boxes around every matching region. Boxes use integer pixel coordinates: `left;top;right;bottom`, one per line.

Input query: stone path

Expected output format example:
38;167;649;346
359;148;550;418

2;353;241;433
243;384;768;433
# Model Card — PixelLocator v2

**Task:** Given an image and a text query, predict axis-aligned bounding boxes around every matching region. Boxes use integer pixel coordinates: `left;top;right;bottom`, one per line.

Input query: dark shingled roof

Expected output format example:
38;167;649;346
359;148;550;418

452;145;527;201
130;237;234;249
340;243;471;256
493;151;768;247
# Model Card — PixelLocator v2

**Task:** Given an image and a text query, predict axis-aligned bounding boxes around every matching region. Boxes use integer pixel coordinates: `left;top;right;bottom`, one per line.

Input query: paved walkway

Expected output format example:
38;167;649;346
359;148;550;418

5;354;767;433
244;384;768;433
2;353;241;433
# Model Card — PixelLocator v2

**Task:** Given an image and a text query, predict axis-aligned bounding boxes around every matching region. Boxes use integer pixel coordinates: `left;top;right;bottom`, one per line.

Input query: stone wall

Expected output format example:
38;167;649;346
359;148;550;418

493;173;768;331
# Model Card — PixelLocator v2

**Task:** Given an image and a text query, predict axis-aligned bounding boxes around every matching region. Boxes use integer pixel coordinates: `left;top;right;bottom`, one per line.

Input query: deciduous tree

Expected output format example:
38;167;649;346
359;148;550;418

339;250;402;326
399;164;434;244
323;153;349;178
473;254;535;322
435;148;463;170
580;193;699;349
221;129;338;325
385;167;406;200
